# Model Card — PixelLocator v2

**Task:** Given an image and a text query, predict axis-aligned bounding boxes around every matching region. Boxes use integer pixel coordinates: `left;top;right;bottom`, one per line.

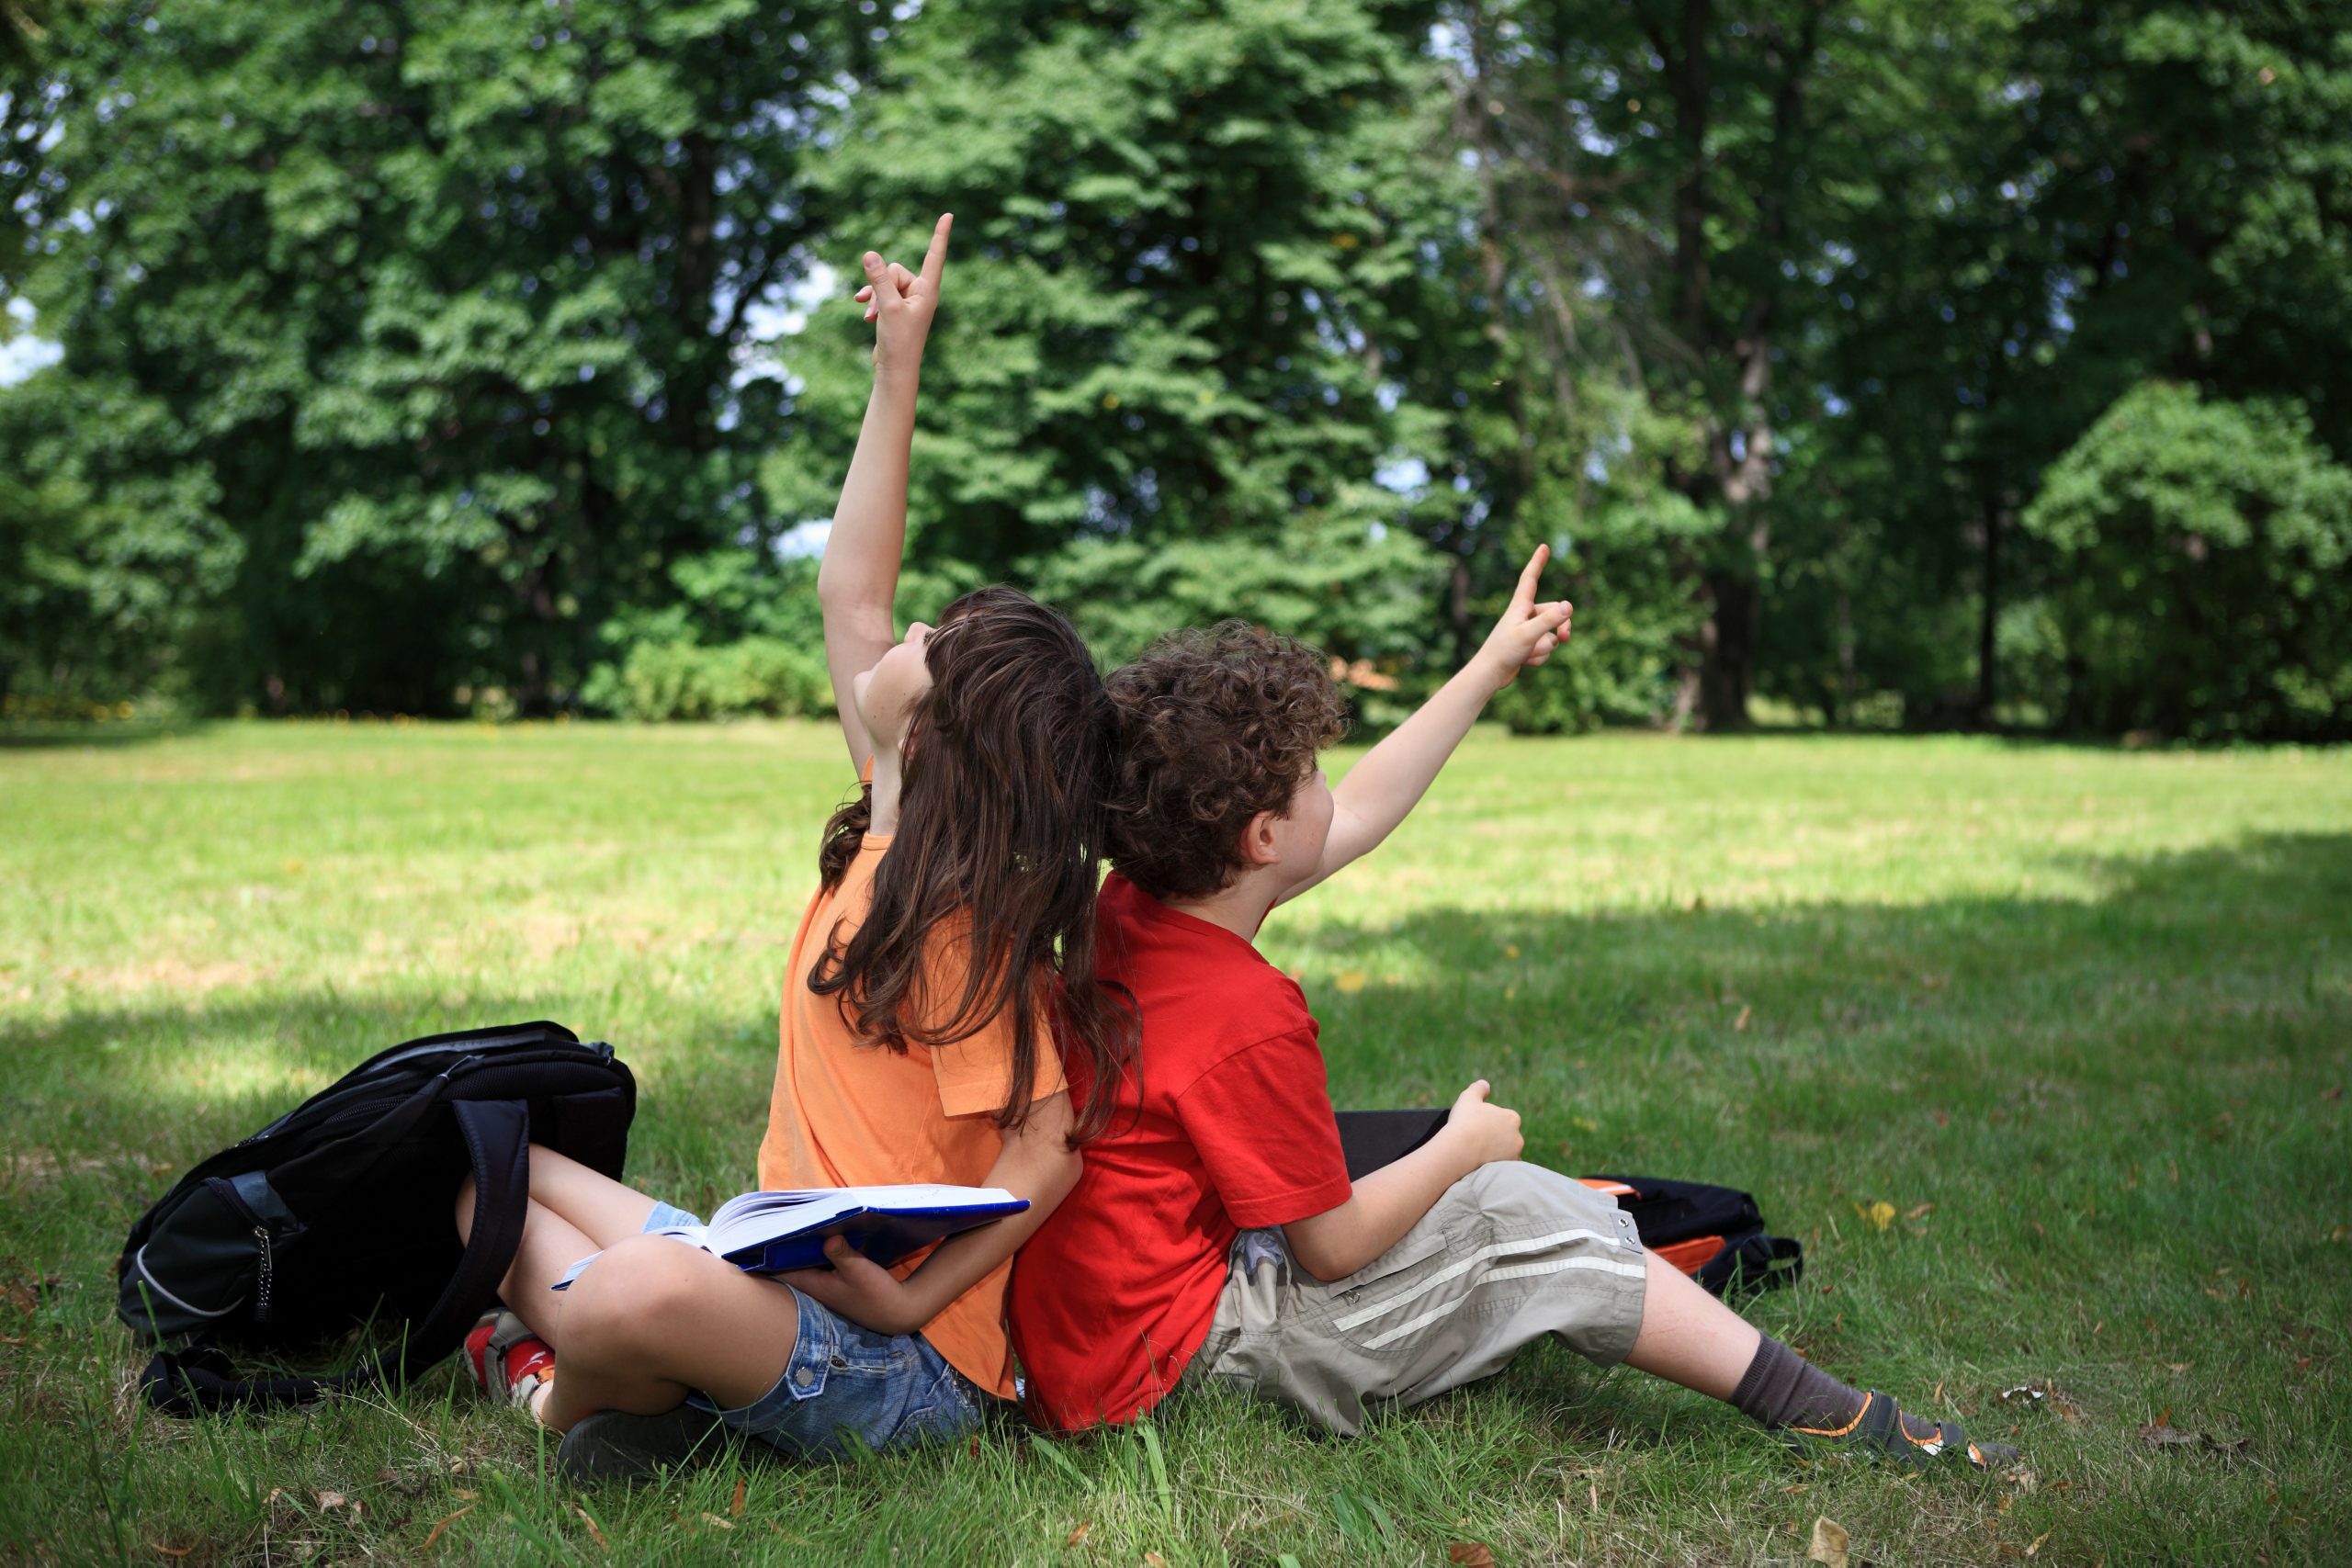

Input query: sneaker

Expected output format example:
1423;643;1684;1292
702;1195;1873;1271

463;1308;556;1413
557;1404;742;1484
1784;1390;2021;1472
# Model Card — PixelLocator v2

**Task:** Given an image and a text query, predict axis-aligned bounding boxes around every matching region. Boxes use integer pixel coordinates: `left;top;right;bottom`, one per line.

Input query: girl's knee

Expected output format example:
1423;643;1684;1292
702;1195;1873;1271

559;1235;707;1361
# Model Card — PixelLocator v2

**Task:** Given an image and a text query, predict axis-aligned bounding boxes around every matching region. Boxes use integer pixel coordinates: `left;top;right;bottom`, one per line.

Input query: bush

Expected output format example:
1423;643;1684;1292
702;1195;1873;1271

582;637;831;722
1487;492;1710;734
2021;381;2352;741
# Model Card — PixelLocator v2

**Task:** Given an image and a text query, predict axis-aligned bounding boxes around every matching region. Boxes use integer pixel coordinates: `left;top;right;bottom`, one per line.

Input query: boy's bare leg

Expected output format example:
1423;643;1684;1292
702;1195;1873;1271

1623;1249;1760;1400
531;1235;801;1433
1622;1247;2013;1466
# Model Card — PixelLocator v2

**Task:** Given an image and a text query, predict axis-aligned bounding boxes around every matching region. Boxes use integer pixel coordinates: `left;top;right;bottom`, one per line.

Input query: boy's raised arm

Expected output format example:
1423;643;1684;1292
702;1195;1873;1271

1285;545;1571;899
818;214;953;769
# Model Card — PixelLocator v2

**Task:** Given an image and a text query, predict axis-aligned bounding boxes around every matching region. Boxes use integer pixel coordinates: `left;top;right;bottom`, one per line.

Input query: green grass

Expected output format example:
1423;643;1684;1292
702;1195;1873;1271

3;720;2347;1565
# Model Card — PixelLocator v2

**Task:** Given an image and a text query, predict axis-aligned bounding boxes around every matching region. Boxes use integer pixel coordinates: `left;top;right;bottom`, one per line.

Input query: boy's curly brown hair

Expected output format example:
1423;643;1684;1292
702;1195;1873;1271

1105;621;1350;902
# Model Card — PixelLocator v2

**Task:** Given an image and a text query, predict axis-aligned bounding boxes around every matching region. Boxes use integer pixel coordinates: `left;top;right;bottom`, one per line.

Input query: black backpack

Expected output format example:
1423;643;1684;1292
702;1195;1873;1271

1333;1111;1804;1298
118;1021;635;1414
1575;1174;1804;1297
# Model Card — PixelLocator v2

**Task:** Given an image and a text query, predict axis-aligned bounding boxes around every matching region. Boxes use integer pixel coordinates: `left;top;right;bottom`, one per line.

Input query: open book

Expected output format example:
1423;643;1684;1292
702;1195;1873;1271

550;1183;1028;1289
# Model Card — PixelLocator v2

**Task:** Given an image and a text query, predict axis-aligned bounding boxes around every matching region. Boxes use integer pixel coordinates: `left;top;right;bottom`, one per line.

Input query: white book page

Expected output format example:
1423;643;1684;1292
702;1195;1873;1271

701;1184;1022;1258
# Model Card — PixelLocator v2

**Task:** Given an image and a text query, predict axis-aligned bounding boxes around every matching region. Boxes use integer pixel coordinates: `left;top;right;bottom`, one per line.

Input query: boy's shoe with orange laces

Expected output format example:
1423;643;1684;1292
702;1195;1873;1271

463;1308;556;1413
1733;1335;2018;1472
1783;1388;2020;1472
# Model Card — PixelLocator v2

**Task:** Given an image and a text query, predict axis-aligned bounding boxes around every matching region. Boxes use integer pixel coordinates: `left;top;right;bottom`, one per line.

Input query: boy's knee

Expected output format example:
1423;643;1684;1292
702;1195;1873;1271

453;1174;478;1240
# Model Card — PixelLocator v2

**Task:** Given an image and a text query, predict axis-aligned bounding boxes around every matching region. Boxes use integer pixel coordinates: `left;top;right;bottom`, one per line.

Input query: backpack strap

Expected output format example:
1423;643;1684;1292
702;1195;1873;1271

140;1097;533;1415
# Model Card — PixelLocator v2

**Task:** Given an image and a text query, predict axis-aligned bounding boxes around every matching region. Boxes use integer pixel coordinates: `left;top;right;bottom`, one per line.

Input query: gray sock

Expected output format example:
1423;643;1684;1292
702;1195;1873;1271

1730;1335;1866;1431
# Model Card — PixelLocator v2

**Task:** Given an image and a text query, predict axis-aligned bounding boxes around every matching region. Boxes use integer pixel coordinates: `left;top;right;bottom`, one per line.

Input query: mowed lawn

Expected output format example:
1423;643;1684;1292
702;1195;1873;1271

2;720;2346;1566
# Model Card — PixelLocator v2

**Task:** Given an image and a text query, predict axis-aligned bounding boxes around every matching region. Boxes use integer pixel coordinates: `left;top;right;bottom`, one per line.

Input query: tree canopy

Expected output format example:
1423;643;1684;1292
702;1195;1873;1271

5;0;2346;739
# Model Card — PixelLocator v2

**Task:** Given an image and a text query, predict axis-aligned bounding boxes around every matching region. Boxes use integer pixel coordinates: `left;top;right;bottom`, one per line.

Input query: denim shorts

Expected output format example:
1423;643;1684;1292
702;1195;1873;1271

641;1202;988;1460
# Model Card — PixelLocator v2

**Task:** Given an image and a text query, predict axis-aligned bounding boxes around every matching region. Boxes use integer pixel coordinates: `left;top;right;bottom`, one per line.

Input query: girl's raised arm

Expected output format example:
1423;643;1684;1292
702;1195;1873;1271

817;213;953;769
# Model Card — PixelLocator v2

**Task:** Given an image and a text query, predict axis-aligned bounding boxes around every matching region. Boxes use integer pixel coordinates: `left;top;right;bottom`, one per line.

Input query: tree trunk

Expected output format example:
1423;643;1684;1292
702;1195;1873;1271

1699;562;1758;729
1447;551;1475;667
1974;491;2002;728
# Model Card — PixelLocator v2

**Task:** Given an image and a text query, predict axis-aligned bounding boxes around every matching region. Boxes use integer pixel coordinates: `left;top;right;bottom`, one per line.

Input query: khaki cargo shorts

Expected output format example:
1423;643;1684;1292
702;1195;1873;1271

1188;1161;1648;1436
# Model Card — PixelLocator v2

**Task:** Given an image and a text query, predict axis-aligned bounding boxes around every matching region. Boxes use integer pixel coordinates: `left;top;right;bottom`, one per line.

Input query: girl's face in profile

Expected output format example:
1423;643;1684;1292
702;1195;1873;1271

853;621;937;750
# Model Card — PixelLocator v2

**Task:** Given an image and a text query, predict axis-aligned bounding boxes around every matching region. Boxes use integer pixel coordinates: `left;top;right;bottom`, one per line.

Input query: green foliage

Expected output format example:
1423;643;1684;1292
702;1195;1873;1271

5;0;2347;739
3;0;866;713
582;635;830;723
1487;489;1713;735
2022;381;2352;741
762;0;1452;564
1026;521;1447;726
0;370;241;707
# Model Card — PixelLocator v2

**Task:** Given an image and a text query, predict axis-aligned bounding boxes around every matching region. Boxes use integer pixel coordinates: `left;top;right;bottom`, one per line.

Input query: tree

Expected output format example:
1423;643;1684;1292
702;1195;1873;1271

1440;0;1865;729
2021;380;2352;741
3;0;870;712
763;0;1459;578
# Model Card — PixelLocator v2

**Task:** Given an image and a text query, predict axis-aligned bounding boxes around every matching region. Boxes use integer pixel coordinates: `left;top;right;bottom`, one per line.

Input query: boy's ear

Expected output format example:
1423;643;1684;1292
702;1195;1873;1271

1237;808;1284;870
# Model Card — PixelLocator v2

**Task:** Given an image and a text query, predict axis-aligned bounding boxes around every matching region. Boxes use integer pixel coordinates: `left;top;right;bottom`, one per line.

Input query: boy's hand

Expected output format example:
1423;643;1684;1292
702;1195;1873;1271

1440;1078;1525;1167
852;212;953;377
1475;544;1573;691
775;1235;928;1337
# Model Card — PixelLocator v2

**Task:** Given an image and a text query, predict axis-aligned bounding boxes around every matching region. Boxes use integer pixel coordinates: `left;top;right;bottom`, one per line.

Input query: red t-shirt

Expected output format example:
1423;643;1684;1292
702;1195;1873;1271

1011;874;1352;1430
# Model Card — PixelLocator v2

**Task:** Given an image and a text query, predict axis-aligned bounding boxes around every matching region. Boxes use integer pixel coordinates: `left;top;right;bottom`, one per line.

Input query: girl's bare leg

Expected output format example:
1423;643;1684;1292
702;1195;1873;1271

531;1234;801;1433
452;1144;663;1347
1622;1248;1762;1401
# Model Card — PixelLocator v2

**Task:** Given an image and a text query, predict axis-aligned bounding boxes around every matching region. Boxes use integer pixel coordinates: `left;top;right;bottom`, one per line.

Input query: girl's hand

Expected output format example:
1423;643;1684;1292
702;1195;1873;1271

776;1235;930;1337
852;213;953;377
1474;544;1573;691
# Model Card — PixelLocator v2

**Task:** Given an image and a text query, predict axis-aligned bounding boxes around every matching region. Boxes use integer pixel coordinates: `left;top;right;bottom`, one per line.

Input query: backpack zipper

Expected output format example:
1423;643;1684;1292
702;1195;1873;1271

253;1225;275;1325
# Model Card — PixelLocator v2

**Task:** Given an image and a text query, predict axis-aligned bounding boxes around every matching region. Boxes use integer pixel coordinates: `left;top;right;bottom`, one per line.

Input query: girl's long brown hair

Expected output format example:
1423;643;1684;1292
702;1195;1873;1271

809;586;1136;1142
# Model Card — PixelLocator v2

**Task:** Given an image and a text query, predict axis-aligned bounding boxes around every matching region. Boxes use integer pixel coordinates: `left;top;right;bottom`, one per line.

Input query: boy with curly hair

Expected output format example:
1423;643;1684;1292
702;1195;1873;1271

1011;547;2012;1470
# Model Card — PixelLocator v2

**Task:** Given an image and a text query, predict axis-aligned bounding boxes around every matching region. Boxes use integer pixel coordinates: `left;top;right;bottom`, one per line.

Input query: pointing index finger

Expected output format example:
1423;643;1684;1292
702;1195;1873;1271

917;212;954;291
1510;543;1550;613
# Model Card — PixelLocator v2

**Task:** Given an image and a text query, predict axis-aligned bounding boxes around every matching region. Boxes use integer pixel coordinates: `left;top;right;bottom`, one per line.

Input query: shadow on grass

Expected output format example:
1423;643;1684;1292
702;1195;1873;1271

0;719;211;750
0;833;2346;1561
8;829;2341;1177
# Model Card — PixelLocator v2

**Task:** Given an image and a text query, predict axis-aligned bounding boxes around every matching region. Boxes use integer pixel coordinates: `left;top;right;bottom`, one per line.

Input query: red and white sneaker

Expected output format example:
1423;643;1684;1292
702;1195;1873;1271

463;1308;556;1412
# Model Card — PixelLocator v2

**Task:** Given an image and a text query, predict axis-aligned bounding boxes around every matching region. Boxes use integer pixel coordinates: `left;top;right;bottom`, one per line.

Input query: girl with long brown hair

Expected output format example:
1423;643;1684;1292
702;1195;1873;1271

449;215;1135;1479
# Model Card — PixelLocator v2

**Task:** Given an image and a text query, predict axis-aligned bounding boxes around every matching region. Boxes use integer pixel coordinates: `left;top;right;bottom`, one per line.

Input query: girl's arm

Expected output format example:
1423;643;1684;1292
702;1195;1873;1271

1281;545;1571;902
818;214;954;769
777;1089;1080;1337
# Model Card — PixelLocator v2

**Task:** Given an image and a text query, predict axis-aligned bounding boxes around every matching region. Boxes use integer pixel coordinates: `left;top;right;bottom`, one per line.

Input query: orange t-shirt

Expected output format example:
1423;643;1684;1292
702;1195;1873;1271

755;833;1066;1400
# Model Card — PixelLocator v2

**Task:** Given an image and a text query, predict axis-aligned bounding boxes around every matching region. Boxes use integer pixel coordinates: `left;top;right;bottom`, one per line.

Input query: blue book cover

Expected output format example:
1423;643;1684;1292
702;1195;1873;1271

550;1183;1029;1292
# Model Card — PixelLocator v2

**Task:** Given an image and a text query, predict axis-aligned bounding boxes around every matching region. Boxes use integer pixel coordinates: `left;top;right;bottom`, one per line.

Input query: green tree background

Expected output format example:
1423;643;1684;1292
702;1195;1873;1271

4;0;2346;739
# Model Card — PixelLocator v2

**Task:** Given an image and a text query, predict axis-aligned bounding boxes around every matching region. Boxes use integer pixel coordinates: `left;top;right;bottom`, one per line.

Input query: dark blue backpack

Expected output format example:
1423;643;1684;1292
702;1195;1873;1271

117;1021;634;1414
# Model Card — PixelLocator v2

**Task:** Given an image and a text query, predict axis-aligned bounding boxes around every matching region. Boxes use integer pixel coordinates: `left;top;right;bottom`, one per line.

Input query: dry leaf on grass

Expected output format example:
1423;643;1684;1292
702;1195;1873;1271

1450;1543;1498;1567
315;1491;345;1511
420;1503;475;1551
1853;1201;1895;1232
2000;1381;2081;1421
1065;1521;1091;1546
1144;1553;1170;1568
1805;1515;1850;1568
700;1512;735;1530
2024;1530;2052;1558
1735;1004;1753;1031
574;1504;607;1549
150;1546;191;1559
730;1474;747;1517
